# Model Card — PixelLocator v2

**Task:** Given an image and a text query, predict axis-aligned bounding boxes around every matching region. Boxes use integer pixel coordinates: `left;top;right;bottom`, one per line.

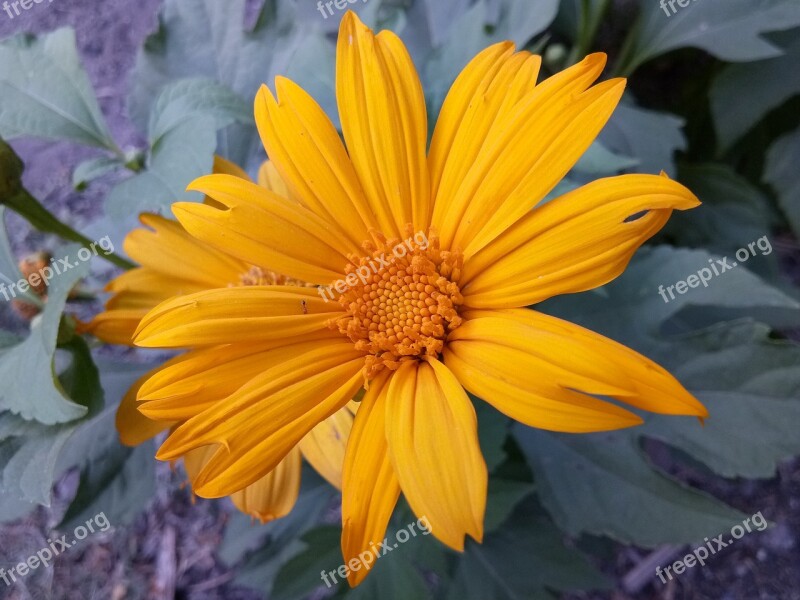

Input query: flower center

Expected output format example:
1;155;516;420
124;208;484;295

334;230;464;380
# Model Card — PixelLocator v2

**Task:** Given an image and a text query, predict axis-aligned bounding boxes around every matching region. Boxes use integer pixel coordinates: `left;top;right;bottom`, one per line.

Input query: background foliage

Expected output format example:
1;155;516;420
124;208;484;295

1;0;799;598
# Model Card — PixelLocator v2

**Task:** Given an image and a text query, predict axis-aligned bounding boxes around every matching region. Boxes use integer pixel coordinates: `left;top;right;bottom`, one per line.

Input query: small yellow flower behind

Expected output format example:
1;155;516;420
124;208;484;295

83;156;357;524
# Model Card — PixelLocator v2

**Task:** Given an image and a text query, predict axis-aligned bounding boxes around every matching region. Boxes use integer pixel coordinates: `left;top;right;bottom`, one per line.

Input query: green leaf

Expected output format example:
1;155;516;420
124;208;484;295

0;206;39;305
424;0;559;113
420;0;472;47
664;165;779;267
643;321;800;479
109;75;255;220
271;526;344;600
0;245;91;424
573;140;640;175
764;126;800;236
106;114;216;220
72;156;121;190
282;30;339;129
545;246;800;348
224;470;337;593
447;500;609;599
1;420;76;506
58;409;156;530
598;102;686;177
346;552;432;600
0;441;38;522
486;0;561;47
474;397;510;472
0;336;103;507
710;30;800;151
0;330;20;350
148;77;252;146
55;359;161;528
484;478;535;532
620;0;800;75
0;29;116;150
514;427;747;546
128;0;310;170
0;137;24;201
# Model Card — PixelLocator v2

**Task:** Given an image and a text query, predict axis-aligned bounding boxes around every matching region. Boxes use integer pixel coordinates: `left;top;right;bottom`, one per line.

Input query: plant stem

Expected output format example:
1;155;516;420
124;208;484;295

567;0;612;65
4;188;135;270
611;12;644;77
1;138;134;270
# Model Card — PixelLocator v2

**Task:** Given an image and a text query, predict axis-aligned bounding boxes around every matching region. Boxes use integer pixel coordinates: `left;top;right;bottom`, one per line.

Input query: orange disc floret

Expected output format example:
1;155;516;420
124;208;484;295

334;229;464;380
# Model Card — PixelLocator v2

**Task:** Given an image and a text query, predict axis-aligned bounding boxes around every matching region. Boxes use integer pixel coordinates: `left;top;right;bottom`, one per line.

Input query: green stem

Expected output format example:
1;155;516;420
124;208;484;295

4;188;135;270
1;138;134;270
567;0;612;65
611;14;644;77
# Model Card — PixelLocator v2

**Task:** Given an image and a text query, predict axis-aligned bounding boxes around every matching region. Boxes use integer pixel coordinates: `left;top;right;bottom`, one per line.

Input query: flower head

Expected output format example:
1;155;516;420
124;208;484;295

129;11;706;585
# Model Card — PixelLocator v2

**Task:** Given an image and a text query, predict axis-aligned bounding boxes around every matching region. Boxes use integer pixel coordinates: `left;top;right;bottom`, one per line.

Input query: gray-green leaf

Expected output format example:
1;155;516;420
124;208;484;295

106;114;216;220
0;29;116;150
710;30;800;151
0;245;91;424
620;0;800;75
764;126;800;236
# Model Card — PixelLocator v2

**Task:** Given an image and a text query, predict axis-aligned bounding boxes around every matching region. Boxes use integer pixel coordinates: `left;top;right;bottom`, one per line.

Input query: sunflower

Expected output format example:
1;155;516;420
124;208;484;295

129;11;707;586
82;157;357;523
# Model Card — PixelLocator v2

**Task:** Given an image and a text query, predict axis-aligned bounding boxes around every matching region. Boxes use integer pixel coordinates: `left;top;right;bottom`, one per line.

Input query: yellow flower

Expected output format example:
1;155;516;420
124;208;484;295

130;11;707;585
83;157;356;523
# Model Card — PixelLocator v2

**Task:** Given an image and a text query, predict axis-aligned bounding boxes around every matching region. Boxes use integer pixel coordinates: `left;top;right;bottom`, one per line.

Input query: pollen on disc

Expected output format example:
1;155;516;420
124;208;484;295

332;229;463;380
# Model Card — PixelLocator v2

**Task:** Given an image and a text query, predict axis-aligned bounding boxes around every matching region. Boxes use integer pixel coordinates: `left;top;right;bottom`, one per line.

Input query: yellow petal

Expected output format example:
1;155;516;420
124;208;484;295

106;268;208;304
430;43;540;233
341;371;400;587
137;343;294;421
430;53;625;256
337;12;430;235
184;445;303;524
433;52;608;248
476;309;708;418
298;404;355;490
205;155;252;209
255;80;376;246
257;160;291;199
462;79;626;255
429;42;514;202
385;359;486;551
80;309;148;346
134;286;344;348
115;368;175;447
461;173;700;307
181;174;352;284
155;341;364;497
124;213;247;288
229;448;302;523
444;310;705;432
212;155;250;180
